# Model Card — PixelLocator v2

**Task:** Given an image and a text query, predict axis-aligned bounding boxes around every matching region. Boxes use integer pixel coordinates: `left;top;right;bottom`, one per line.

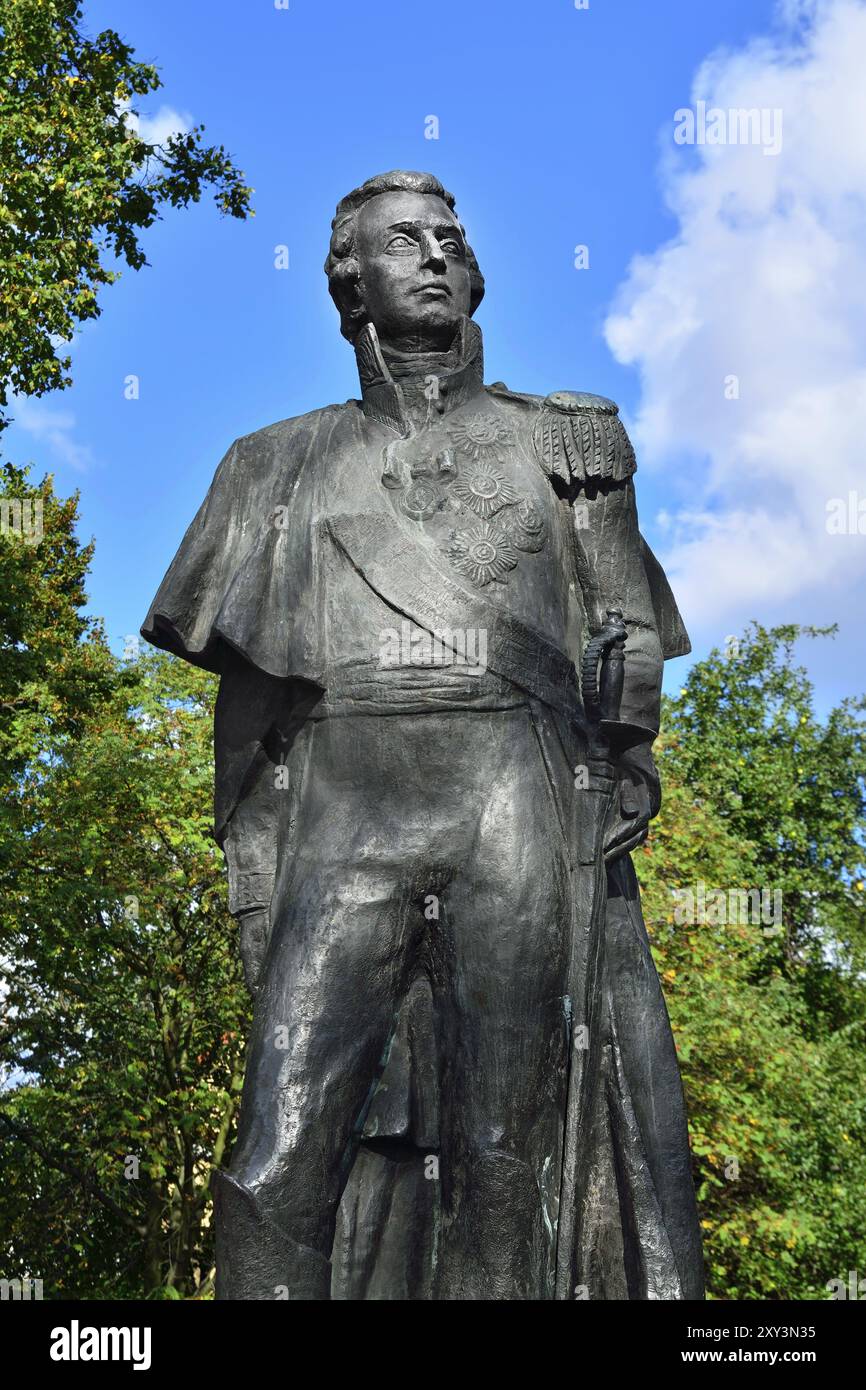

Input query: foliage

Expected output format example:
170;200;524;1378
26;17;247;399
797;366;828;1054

639;625;866;1298
0;462;113;786
2;483;865;1302
0;0;253;430
0;641;249;1297
0;476;248;1294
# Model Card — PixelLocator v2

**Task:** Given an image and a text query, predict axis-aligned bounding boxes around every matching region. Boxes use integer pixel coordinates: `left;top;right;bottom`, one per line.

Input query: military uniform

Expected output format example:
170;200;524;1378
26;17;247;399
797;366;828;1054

142;317;703;1300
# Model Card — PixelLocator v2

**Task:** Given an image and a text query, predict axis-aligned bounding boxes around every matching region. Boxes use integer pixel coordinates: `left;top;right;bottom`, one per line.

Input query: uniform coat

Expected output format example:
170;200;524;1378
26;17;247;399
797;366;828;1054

142;318;703;1299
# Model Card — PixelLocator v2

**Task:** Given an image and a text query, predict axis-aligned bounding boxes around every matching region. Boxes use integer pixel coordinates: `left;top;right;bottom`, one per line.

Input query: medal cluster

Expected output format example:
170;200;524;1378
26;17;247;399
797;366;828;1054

380;412;547;589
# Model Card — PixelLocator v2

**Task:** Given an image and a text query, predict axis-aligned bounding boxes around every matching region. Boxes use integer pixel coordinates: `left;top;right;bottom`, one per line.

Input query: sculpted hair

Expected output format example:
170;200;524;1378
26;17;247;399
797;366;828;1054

324;170;485;343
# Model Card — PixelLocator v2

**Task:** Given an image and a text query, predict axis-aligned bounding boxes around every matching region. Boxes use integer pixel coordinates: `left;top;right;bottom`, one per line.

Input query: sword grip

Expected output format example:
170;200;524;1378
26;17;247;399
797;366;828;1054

581;608;627;726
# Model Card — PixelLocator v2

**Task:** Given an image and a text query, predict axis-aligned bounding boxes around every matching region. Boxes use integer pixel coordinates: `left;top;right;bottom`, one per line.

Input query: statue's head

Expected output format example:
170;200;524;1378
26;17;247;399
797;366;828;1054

325;170;485;350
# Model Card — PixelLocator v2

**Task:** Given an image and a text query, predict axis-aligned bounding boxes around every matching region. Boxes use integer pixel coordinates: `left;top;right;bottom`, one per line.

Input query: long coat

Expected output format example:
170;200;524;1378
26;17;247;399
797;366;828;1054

142;319;704;1299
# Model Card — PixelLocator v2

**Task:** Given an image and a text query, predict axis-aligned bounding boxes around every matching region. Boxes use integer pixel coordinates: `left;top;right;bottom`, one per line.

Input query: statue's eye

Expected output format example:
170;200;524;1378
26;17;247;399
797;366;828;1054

386;234;416;252
441;238;464;256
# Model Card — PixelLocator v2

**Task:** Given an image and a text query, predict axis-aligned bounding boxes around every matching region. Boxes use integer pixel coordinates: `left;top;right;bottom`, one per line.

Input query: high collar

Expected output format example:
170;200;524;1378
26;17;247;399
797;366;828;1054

354;316;486;435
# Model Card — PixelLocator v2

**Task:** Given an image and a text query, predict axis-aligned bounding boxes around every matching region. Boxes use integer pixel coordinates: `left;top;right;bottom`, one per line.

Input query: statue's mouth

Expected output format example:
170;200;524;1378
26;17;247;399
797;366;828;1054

413;283;451;299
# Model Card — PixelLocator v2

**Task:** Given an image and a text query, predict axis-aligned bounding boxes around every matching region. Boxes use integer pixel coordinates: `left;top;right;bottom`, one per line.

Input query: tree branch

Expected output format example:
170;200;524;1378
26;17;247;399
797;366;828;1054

0;1109;146;1236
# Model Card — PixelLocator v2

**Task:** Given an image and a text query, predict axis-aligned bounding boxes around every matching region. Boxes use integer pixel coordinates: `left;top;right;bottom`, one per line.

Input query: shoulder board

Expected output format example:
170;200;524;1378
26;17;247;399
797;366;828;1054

533;390;636;486
545;390;618;415
484;382;544;409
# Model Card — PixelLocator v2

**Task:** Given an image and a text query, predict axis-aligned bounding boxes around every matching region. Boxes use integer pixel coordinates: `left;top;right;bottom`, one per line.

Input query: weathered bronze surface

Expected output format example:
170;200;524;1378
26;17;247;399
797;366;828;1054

142;171;704;1301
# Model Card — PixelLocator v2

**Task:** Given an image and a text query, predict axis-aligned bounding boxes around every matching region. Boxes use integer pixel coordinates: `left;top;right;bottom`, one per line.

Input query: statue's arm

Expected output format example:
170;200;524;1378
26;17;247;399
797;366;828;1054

570;476;665;860
529;390;672;742
529;389;689;856
213;645;286;992
572;477;664;742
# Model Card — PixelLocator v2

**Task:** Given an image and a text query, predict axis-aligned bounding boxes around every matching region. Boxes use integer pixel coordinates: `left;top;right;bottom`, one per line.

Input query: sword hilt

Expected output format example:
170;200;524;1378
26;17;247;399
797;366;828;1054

581;608;627;727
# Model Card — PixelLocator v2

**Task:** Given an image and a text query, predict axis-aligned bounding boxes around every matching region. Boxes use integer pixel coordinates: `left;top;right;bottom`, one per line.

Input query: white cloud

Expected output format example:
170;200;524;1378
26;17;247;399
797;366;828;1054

604;0;866;636
123;103;191;148
10;397;92;472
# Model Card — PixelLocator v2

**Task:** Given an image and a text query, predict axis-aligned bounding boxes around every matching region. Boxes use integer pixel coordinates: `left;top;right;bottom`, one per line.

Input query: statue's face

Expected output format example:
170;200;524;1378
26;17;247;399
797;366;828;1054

354;190;472;350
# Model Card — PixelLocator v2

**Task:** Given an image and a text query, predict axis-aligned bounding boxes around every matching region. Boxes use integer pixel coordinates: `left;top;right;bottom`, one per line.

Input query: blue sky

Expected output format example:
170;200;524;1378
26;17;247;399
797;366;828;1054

8;0;865;710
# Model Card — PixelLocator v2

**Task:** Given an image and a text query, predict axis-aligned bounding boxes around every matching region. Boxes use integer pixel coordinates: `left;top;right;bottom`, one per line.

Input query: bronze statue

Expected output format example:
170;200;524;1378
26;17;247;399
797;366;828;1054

142;170;704;1300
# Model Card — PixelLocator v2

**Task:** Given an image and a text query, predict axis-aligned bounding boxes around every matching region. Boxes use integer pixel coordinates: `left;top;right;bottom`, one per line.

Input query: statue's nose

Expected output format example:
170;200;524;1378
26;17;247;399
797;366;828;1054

419;230;446;270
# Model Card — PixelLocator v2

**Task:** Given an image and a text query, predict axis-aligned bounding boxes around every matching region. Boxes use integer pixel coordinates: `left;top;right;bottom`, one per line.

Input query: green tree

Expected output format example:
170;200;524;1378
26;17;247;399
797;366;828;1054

0;0;252;430
639;625;866;1298
0;647;248;1298
0;460;245;1298
1;455;116;1140
3;493;866;1303
0;461;116;878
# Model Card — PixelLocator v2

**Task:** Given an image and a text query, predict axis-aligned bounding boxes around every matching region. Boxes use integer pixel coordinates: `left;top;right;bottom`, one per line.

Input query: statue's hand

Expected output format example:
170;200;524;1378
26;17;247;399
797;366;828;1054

603;742;661;863
237;908;269;996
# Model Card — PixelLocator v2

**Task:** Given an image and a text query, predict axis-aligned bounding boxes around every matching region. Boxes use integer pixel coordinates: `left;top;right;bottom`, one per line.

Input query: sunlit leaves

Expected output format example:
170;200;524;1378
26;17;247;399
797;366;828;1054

0;0;253;429
640;625;866;1298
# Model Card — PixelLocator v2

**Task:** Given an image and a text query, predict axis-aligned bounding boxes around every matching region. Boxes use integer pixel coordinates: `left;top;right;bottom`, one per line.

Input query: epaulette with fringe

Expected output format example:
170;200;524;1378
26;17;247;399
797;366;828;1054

532;391;636;486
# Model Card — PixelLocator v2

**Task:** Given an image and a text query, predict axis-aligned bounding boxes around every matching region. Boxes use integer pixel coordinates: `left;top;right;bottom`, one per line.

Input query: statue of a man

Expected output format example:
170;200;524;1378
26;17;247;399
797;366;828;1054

142;170;704;1301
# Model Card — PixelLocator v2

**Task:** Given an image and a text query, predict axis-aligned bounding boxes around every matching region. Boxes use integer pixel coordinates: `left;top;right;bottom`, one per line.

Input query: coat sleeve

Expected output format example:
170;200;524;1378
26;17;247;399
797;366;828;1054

213;646;287;919
639;536;691;660
530;390;690;738
572;478;667;740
